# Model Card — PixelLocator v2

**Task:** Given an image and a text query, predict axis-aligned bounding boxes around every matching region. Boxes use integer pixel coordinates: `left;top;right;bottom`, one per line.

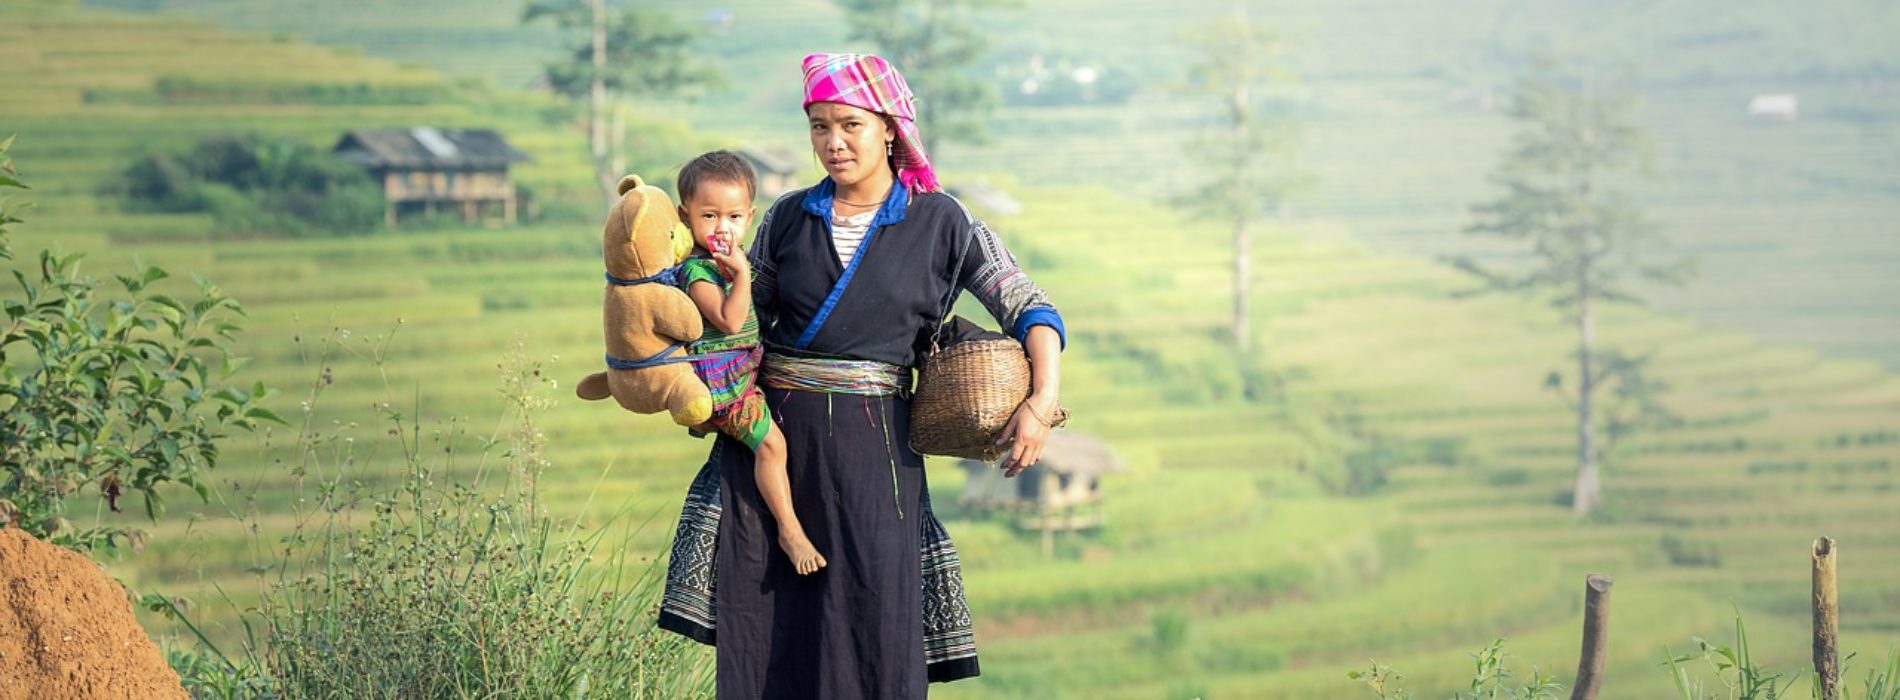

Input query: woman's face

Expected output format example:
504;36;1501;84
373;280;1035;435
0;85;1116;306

807;101;895;190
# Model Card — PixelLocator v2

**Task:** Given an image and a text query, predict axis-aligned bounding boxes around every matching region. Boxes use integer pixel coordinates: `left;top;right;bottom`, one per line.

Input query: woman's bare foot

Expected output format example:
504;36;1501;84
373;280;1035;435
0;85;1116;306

779;530;827;575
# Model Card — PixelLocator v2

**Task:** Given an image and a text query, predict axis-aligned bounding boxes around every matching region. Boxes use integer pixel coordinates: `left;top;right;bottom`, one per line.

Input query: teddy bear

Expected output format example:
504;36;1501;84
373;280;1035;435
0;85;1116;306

575;174;713;427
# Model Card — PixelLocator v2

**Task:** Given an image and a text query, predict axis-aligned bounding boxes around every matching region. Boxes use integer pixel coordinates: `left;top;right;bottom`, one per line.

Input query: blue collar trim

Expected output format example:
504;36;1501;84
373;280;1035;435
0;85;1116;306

789;179;909;350
801;177;910;227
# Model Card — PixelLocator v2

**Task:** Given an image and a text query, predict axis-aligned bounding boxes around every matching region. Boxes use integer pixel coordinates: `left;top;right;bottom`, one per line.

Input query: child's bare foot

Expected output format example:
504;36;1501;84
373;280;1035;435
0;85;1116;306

779;531;827;575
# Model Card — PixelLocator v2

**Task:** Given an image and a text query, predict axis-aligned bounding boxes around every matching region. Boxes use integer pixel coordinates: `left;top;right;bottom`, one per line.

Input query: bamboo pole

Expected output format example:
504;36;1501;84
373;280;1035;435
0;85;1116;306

1570;574;1613;700
1813;537;1840;700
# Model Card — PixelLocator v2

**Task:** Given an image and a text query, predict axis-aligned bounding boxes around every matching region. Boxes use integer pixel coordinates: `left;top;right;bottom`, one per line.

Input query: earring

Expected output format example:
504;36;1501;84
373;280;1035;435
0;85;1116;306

886;142;893;157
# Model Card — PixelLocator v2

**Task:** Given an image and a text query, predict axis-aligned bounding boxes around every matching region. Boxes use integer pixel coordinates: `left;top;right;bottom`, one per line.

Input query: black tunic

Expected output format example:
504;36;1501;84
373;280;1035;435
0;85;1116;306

754;180;1062;367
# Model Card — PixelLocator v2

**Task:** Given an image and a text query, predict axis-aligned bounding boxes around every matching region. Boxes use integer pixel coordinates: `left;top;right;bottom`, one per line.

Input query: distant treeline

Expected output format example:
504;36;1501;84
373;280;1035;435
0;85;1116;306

108;134;382;236
85;77;456;106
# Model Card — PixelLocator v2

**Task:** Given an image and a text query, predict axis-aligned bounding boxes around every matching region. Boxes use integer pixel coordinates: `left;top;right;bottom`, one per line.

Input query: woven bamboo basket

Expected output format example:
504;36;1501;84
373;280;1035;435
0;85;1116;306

909;338;1031;461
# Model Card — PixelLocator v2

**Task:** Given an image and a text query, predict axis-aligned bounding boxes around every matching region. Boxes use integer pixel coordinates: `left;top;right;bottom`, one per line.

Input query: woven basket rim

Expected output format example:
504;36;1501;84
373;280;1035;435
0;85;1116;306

925;337;1023;362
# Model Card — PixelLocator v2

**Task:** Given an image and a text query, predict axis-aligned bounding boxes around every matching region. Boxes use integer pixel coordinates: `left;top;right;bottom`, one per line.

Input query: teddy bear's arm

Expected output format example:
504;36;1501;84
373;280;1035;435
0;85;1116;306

650;289;706;344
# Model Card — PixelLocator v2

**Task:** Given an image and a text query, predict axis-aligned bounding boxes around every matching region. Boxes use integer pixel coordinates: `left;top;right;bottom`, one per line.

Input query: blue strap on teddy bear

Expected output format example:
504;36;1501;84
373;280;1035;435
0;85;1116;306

604;343;691;370
601;265;696;369
605;266;683;289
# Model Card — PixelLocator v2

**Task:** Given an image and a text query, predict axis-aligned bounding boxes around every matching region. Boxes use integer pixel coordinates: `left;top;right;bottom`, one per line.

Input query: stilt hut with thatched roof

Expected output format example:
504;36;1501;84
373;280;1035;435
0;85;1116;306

333;127;530;228
958;430;1124;557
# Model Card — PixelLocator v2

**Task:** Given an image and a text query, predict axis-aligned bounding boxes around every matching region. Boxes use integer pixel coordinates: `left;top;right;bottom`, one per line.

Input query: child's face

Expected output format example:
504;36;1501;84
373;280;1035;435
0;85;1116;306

677;180;755;254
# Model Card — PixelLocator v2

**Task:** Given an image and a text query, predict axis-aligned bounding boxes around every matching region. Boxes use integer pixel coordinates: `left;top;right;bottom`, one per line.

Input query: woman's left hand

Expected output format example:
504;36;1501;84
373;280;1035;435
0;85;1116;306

996;393;1060;477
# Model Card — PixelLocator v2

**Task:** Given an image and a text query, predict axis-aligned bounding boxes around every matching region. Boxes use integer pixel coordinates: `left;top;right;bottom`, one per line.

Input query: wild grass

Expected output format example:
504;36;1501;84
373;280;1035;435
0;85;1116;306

149;330;711;698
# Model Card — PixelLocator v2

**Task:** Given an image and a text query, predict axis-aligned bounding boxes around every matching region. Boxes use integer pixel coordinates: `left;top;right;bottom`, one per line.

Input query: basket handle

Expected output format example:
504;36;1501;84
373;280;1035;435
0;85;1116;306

927;223;977;355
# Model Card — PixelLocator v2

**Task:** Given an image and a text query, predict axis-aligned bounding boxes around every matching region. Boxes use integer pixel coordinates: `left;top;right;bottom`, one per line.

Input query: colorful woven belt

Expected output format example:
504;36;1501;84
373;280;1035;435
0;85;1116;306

760;353;911;397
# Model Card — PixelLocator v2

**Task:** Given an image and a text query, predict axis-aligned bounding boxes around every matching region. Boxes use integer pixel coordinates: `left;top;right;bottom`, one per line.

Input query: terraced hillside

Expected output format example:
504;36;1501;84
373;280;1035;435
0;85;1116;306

88;0;1900;370
936;187;1900;699
6;2;1900;698
10;182;1893;697
0;0;743;229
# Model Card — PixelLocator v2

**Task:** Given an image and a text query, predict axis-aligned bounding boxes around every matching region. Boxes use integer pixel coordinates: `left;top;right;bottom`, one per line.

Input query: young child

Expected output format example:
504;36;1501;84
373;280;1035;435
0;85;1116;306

673;151;825;575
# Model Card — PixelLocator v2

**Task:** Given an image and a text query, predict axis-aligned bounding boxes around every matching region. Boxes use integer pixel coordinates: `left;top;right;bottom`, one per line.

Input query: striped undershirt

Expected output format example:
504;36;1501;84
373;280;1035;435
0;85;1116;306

830;209;876;267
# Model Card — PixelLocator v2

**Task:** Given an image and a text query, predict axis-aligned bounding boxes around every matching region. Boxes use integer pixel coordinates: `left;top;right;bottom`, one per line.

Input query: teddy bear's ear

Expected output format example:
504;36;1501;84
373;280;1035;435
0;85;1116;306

617;174;645;195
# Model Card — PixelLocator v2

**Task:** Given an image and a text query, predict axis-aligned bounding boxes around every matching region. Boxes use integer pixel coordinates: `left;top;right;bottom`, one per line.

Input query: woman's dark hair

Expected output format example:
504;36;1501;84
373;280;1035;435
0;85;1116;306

677;150;757;202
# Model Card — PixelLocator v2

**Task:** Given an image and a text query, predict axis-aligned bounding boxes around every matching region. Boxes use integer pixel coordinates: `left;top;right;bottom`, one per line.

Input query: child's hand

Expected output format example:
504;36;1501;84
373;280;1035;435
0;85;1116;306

710;238;750;280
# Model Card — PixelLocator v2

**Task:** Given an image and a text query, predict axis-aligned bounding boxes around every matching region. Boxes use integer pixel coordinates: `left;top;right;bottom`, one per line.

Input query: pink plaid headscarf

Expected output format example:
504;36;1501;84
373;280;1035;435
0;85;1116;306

801;53;941;194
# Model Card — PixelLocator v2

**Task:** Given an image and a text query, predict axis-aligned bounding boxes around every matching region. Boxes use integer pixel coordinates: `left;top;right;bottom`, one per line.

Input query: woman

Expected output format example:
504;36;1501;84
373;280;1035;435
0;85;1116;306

659;53;1066;699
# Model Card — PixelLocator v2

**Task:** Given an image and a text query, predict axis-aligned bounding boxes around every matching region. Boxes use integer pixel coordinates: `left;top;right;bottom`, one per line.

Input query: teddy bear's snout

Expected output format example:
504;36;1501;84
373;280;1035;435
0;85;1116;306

670;222;693;263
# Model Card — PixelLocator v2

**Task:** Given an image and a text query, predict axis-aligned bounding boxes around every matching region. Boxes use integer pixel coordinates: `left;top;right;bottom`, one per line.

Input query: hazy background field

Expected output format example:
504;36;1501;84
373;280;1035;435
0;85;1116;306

4;0;1899;697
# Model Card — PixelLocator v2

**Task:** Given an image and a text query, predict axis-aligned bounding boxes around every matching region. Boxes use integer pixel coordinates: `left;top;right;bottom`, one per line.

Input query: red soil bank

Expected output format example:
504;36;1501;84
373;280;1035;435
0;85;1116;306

0;527;186;700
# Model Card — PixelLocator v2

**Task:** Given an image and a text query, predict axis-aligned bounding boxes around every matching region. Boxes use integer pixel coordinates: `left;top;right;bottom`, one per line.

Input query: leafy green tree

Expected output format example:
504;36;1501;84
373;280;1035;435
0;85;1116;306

523;0;720;203
832;0;1017;154
1454;57;1690;517
1175;5;1309;356
113;133;383;236
1;136;282;553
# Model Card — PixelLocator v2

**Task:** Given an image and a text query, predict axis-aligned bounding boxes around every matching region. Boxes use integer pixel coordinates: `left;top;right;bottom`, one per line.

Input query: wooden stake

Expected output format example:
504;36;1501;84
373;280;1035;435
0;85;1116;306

1570;574;1613;700
1814;536;1840;700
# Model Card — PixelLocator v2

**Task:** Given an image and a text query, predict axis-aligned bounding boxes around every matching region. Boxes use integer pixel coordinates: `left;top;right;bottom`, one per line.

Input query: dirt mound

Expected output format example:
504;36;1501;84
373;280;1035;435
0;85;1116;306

0;527;186;700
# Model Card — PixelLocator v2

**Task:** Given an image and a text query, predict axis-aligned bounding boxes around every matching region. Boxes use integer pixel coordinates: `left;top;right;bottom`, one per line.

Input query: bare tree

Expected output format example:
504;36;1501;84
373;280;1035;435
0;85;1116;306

523;1;720;204
1176;4;1308;356
1455;56;1690;516
832;0;1016;155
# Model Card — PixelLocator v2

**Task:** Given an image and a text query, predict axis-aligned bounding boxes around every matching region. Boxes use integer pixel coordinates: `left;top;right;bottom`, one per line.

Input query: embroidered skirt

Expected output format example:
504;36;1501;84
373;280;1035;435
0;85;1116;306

658;385;980;698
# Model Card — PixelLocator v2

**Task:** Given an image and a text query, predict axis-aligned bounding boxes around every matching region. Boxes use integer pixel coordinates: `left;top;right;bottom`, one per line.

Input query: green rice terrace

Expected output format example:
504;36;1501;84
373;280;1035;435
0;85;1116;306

87;0;1900;371
4;0;1899;698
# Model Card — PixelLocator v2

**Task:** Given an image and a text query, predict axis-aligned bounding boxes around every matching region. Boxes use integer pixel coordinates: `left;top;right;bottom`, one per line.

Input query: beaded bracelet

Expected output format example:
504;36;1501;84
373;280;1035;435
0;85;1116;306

1023;400;1069;429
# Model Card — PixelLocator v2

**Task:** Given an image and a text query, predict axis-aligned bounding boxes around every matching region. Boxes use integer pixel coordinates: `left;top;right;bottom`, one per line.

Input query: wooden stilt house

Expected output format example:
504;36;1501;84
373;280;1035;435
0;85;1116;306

333;127;530;228
957;430;1124;557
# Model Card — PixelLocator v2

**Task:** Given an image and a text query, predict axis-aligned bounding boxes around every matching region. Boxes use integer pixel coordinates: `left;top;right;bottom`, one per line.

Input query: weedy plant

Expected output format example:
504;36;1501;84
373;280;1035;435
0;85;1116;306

1350;638;1562;699
152;328;711;698
1847;647;1900;700
1666;611;1900;700
1;134;280;554
1664;611;1800;700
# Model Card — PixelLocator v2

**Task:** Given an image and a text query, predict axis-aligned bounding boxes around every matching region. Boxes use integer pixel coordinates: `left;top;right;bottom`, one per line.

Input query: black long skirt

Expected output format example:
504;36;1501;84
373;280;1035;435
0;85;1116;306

658;388;980;699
